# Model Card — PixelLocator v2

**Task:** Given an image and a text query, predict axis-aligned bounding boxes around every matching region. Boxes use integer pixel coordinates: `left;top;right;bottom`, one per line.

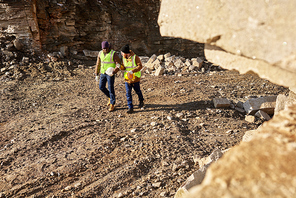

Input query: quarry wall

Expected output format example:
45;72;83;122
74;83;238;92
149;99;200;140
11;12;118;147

0;0;204;58
158;0;296;93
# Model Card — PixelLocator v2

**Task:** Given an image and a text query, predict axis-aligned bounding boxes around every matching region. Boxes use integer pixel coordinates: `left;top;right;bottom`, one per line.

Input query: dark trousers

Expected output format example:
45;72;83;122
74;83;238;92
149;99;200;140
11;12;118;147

99;73;115;105
125;82;144;109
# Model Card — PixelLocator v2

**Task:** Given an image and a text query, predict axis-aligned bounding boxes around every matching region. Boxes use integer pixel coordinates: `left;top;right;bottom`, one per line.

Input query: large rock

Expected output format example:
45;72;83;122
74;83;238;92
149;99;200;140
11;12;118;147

82;49;99;58
204;45;296;93
158;0;296;93
158;1;296;197
213;98;231;108
275;92;296;115
243;96;277;115
175;149;224;198
255;110;271;121
185;105;296;198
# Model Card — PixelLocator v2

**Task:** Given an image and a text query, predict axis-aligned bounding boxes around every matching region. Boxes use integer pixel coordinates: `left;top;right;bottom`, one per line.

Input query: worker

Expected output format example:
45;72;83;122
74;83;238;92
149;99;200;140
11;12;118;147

95;41;121;112
120;44;145;114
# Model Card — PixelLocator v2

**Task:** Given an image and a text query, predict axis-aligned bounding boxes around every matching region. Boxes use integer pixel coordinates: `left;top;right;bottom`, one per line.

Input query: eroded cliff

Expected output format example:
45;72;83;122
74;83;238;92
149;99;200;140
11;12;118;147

0;0;204;58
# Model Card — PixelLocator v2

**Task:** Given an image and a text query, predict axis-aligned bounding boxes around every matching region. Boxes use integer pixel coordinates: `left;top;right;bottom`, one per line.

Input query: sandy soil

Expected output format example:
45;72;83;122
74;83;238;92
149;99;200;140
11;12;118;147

0;60;289;197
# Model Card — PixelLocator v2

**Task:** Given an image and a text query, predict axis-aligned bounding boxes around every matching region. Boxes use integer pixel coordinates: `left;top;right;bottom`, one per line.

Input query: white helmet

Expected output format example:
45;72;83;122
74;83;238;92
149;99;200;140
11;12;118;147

106;67;114;76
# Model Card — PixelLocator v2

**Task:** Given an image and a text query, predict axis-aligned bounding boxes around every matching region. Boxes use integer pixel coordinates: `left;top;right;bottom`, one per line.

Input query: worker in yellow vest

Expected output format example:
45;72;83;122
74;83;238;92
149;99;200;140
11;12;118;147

120;44;144;114
95;41;122;112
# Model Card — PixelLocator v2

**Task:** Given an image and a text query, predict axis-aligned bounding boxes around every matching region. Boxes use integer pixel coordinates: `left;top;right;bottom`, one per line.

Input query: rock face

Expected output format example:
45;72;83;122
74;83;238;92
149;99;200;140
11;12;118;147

0;1;41;51
158;0;296;93
158;0;296;197
186;105;296;198
0;0;204;58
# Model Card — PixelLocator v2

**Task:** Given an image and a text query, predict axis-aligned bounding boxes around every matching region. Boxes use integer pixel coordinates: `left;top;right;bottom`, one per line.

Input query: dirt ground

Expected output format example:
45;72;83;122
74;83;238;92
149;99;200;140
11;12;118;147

0;59;289;198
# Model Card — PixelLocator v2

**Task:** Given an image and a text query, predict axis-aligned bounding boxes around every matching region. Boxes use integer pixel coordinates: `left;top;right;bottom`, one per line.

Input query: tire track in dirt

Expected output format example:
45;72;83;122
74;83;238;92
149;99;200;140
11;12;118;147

0;65;289;197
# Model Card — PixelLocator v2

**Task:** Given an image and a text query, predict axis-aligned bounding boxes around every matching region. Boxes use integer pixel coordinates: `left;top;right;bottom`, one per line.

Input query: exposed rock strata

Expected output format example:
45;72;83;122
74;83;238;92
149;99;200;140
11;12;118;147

0;0;204;58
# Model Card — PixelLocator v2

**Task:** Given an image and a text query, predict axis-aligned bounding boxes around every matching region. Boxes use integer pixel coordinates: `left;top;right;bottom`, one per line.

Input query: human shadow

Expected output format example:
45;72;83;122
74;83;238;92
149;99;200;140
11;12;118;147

135;100;214;113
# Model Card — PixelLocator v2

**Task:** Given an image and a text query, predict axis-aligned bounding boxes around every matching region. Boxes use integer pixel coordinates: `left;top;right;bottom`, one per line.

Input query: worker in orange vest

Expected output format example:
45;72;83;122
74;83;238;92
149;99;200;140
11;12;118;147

120;44;144;114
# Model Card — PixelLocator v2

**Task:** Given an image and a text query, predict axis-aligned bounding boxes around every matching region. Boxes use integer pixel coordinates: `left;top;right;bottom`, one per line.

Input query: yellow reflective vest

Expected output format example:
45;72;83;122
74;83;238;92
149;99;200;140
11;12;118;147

123;54;141;80
99;50;116;74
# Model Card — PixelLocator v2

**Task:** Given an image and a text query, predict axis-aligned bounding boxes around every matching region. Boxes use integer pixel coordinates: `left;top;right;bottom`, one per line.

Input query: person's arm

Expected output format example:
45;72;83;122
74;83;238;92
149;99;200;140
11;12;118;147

113;52;125;72
131;55;143;73
95;51;101;76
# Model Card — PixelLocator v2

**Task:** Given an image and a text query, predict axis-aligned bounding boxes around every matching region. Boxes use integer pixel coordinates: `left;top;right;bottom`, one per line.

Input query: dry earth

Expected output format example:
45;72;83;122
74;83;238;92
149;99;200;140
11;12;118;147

0;60;289;197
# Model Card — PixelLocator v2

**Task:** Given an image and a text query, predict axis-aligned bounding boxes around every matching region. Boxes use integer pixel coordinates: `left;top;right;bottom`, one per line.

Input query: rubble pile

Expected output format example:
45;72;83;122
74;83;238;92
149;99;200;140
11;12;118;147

0;35;85;82
0;35;219;82
141;52;222;76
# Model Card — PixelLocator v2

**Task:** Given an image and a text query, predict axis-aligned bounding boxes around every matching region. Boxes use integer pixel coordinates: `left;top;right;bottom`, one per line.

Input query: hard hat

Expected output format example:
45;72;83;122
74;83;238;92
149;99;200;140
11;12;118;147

106;67;114;76
127;72;135;80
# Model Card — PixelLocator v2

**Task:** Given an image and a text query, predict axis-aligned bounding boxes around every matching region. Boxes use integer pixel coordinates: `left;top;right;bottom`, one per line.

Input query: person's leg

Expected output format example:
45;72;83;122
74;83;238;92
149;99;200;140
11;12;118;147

133;82;144;104
99;74;110;98
125;82;133;109
107;75;116;105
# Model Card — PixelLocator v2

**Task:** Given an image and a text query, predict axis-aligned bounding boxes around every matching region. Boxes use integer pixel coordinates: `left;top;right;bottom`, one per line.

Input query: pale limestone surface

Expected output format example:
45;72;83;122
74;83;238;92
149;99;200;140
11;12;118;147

158;0;296;93
175;149;224;198
158;1;296;198
204;45;296;93
185;105;296;198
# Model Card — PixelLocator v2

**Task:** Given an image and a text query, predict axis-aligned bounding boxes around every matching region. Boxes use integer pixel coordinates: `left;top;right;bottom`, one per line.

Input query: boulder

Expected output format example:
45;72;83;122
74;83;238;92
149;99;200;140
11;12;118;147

155;66;165;76
83;49;99;58
13;39;23;50
165;55;175;62
158;0;296;93
245;115;256;123
191;57;203;69
274;93;296;115
213;98;231;108
175;149;224;198
60;46;69;57
243;96;277;115
147;54;157;64
255;110;271;121
174;59;184;69
157;54;164;61
185;59;191;66
185;105;296;198
152;59;162;70
164;52;171;59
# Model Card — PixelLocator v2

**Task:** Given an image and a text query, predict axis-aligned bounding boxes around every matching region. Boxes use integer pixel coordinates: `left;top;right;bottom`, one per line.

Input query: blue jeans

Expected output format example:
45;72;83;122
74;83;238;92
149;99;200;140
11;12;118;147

99;73;115;105
125;82;144;109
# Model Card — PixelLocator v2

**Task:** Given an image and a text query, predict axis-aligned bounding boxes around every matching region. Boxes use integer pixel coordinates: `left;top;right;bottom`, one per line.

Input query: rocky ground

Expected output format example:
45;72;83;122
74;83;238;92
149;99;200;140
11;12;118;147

0;56;289;197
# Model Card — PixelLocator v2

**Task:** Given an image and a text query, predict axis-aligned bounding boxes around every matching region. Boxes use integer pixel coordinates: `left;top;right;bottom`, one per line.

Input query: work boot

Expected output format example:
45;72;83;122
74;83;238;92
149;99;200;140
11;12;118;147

107;99;111;106
109;104;115;112
139;101;144;108
126;108;134;114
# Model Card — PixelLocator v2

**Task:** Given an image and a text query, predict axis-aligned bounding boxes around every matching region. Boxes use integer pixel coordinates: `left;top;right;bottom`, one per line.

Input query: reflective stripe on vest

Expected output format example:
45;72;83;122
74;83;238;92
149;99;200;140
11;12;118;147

100;50;116;74
123;55;141;79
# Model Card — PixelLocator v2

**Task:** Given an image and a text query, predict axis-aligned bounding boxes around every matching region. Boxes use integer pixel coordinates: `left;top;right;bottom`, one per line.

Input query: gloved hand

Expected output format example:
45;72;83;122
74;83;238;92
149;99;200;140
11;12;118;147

120;65;125;70
127;70;134;80
95;76;99;82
